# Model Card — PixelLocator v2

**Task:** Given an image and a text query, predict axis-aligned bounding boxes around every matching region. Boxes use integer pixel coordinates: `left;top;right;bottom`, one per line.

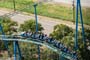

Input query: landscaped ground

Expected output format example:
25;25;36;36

0;0;90;25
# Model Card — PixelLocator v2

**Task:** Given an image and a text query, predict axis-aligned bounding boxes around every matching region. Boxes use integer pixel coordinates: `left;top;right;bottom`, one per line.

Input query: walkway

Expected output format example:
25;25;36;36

0;8;81;35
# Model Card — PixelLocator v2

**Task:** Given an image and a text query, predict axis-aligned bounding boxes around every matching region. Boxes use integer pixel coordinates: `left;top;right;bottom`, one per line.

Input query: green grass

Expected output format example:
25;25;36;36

0;0;90;25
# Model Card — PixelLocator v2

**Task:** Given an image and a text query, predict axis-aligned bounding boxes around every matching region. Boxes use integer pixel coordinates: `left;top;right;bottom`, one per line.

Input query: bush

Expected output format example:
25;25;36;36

20;19;44;32
50;24;90;60
0;16;18;50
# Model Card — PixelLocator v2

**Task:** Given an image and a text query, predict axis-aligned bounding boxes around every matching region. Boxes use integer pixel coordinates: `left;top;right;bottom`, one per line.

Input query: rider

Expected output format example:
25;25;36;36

39;33;44;41
47;36;54;44
34;32;40;39
43;34;48;41
20;31;26;37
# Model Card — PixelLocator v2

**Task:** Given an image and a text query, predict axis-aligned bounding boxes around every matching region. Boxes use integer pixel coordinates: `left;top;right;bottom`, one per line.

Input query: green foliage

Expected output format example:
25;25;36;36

50;24;90;60
20;19;44;32
15;42;59;60
84;27;90;40
0;41;6;50
78;26;90;60
1;16;18;34
0;16;18;50
50;24;76;49
82;8;90;25
50;24;73;40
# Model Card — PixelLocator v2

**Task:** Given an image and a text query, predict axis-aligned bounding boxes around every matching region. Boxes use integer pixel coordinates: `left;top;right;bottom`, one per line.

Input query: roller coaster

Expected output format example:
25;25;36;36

0;0;86;60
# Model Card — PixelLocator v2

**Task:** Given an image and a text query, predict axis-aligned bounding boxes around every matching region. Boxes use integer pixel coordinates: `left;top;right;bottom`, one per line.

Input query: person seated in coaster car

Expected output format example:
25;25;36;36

63;46;68;53
20;31;27;37
38;33;41;39
54;42;67;53
46;36;54;44
50;39;56;44
39;33;44;41
43;34;48;41
26;31;32;38
55;42;61;48
36;33;41;39
31;32;41;39
33;32;37;39
50;39;57;46
30;32;33;38
59;43;65;51
53;41;59;47
21;31;32;38
31;32;36;39
25;31;30;38
34;32;41;39
56;42;63;49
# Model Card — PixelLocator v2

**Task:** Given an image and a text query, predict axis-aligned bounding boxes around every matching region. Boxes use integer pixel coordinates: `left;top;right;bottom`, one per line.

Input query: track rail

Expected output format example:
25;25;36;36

0;35;76;60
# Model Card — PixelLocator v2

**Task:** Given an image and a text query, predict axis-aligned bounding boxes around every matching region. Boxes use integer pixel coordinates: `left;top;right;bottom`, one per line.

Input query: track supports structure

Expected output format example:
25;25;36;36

13;41;17;60
75;0;85;50
13;41;22;60
0;20;11;57
0;17;22;60
34;3;40;60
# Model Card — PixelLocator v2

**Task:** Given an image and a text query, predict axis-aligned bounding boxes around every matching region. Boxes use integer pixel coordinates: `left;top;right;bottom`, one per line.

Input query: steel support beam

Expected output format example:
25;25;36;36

34;3;40;60
16;41;22;60
78;0;86;48
14;41;17;60
75;0;79;50
75;0;86;50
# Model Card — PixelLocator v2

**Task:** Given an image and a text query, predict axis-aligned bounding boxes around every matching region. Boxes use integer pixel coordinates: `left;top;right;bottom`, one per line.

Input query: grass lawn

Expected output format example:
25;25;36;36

0;0;90;25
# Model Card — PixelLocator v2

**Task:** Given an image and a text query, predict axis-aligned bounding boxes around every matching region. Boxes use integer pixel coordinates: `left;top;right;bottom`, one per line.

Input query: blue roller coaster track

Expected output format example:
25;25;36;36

0;0;85;60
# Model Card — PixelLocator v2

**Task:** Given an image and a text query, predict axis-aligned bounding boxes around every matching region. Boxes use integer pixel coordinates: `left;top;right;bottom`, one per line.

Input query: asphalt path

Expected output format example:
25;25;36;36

0;9;80;35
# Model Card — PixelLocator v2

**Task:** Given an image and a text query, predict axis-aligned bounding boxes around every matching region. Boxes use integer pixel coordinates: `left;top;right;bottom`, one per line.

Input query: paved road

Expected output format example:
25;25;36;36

53;0;90;7
0;9;80;35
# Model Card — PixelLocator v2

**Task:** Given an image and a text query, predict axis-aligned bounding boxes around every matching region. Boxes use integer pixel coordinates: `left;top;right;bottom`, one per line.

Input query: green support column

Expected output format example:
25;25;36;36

75;0;79;50
0;17;10;57
75;0;86;50
13;0;16;11
78;0;86;48
14;41;17;60
33;3;40;60
34;3;38;32
16;42;22;60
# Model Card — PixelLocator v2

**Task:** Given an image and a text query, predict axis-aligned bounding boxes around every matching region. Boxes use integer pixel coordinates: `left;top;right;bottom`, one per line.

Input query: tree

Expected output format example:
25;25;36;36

0;16;18;50
84;27;90;41
19;19;44;32
79;27;90;60
50;24;90;60
50;24;73;40
0;16;18;34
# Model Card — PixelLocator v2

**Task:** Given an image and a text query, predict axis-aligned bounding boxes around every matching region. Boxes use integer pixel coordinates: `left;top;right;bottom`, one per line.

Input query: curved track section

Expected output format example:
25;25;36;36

0;35;76;60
